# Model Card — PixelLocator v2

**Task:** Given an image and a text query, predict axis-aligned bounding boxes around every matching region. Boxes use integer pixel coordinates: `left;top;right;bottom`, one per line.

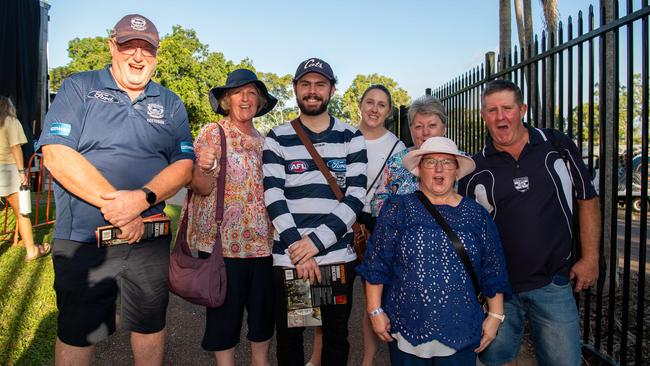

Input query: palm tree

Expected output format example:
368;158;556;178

514;0;537;119
498;0;512;72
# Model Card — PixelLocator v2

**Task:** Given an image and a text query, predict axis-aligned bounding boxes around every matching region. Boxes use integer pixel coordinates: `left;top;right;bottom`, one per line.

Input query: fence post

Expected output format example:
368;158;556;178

485;52;495;81
425;88;432;96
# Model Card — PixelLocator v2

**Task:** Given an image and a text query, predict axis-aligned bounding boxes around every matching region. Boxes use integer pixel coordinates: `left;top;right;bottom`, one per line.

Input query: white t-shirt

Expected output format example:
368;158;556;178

363;131;406;213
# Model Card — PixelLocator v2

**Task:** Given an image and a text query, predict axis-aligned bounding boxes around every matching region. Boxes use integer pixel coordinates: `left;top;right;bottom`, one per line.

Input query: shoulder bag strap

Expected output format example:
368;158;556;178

415;190;481;295
367;140;400;195
291;118;344;202
214;123;227;233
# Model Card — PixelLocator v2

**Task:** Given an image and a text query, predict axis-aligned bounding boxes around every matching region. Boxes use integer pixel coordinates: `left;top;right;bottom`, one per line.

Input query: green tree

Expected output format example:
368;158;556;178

154;26;228;135
50;36;111;91
571;74;644;147
341;74;410;127
328;93;348;121
49;26;252;136
255;72;296;134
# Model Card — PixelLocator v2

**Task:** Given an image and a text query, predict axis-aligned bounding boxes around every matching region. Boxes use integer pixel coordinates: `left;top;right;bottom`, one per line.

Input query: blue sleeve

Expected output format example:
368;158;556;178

37;77;85;151
356;195;403;284
168;100;195;163
478;208;511;298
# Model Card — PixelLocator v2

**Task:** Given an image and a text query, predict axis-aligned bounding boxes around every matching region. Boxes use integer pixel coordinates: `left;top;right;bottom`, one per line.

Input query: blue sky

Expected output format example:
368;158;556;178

47;0;599;98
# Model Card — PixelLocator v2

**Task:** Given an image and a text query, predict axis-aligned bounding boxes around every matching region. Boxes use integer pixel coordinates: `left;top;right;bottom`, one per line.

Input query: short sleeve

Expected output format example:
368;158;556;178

6;117;27;147
554;131;597;200
168;100;195;163
357;195;404;284
37;77;85;151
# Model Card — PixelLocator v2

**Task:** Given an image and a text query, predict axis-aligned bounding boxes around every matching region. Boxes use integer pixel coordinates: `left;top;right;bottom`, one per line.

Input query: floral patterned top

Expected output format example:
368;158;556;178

185;119;272;258
370;148;418;217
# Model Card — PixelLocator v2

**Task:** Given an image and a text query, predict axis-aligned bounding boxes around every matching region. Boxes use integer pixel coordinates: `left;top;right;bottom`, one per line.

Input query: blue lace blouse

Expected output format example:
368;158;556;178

357;193;511;351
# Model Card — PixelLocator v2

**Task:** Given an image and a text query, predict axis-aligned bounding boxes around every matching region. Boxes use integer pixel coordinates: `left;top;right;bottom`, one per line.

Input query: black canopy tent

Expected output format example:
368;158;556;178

0;0;46;164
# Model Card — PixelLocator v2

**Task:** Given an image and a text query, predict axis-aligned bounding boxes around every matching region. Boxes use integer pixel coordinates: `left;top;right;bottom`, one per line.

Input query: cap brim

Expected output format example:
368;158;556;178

293;70;335;84
115;34;159;48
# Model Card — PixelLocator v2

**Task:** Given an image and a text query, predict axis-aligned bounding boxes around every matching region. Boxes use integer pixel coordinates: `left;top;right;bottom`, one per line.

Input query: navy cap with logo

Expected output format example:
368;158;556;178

111;14;160;48
293;58;337;84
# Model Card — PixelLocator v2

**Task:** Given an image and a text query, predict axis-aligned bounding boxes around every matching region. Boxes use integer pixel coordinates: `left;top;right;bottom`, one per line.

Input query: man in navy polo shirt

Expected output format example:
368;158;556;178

459;79;600;366
38;14;193;365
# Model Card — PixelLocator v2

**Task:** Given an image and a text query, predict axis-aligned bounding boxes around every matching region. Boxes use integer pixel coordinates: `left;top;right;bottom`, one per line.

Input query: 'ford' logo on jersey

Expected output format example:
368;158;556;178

327;159;346;172
87;90;119;103
288;161;309;173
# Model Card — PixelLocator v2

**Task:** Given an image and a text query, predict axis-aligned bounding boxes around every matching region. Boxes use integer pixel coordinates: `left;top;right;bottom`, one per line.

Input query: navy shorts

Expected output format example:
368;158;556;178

52;236;170;347
198;254;274;351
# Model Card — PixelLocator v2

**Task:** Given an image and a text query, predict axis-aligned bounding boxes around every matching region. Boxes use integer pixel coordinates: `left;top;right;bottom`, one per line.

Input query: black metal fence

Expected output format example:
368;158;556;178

398;2;650;365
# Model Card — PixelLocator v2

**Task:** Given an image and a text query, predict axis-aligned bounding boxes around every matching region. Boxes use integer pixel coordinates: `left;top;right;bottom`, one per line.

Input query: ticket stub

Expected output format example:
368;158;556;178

96;216;171;247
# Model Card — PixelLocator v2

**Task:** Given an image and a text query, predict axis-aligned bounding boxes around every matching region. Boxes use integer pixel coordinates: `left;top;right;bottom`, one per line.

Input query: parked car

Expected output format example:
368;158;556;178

619;154;649;212
592;153;648;212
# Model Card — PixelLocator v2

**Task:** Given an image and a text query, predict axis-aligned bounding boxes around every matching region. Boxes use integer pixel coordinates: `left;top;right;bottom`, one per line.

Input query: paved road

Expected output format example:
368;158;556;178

95;189;536;365
94;276;392;365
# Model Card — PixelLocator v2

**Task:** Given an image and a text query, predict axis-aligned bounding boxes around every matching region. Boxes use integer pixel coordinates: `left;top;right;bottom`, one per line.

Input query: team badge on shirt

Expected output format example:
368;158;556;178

513;176;529;192
147;103;165;119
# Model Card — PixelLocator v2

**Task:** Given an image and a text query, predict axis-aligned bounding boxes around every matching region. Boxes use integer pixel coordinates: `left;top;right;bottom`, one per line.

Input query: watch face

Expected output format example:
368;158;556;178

143;188;156;204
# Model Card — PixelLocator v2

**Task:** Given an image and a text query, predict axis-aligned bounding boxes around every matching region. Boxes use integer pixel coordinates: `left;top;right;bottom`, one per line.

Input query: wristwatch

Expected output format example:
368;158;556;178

141;187;157;206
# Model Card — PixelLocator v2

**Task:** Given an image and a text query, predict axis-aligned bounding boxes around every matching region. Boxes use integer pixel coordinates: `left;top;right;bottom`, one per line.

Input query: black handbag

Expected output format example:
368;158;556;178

415;191;487;311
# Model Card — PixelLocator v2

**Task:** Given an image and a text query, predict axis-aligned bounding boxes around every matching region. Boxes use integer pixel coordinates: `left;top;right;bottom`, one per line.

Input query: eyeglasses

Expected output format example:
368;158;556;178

420;157;457;170
114;41;157;58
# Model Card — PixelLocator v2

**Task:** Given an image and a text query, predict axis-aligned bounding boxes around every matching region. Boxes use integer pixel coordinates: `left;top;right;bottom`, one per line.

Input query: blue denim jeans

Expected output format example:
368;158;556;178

388;342;476;366
478;275;581;366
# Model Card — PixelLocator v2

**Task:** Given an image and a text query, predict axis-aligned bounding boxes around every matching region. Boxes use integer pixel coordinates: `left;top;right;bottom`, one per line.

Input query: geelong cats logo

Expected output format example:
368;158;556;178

513;176;529;192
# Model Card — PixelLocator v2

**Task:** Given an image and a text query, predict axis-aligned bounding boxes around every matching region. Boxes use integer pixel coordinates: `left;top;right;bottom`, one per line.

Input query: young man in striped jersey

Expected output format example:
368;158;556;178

263;57;367;365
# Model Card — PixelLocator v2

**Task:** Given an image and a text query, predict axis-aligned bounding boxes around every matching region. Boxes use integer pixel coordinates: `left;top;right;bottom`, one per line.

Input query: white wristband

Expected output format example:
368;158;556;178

201;160;218;174
368;307;384;318
487;311;505;323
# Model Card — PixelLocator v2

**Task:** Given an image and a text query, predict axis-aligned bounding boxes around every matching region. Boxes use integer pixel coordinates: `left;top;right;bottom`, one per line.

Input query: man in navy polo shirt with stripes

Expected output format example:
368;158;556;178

459;79;600;366
263;57;367;365
38;14;194;365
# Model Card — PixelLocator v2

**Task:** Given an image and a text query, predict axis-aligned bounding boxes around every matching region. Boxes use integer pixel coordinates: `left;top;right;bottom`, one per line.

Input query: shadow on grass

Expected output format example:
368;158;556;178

14;311;57;366
0;251;48;365
0;243;29;306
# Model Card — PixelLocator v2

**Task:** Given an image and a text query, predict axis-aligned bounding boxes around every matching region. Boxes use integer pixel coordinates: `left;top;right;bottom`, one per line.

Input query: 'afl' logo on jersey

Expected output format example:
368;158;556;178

87;90;119;103
288;161;309;173
326;159;346;172
513;176;529;192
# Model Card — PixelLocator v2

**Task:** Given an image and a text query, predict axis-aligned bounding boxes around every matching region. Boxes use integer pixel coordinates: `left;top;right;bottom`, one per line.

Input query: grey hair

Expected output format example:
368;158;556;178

408;95;447;126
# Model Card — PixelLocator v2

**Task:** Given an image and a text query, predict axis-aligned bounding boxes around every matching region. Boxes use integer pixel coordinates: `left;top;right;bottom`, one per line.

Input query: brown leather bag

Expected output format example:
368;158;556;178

169;124;227;308
290;119;368;260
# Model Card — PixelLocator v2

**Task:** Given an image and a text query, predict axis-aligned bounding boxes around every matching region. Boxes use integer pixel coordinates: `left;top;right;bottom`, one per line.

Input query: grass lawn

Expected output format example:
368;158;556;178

0;203;182;366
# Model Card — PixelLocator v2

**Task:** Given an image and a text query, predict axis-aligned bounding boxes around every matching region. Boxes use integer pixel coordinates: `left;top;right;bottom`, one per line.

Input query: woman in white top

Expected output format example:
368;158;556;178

307;85;405;366
357;85;406;234
0;96;50;260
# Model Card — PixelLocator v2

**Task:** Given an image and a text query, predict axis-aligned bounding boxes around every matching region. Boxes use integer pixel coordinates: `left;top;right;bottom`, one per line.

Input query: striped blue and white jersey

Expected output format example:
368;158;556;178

263;116;367;267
